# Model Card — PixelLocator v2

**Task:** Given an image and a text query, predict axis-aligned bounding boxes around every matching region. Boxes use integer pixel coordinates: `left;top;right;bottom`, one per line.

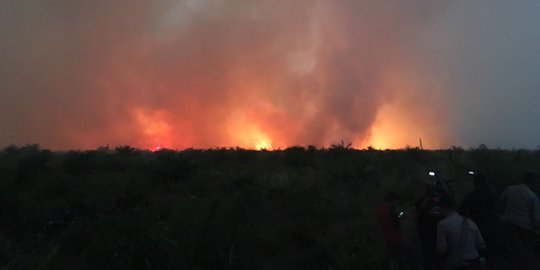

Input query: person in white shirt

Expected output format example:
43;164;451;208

499;172;540;232
498;172;540;269
436;196;486;270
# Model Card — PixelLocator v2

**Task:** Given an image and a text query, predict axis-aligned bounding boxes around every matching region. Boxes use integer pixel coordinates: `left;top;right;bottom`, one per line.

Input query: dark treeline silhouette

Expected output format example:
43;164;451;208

0;144;539;269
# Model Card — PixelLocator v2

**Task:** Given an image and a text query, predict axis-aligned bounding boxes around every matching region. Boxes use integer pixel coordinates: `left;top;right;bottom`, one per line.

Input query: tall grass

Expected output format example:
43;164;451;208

0;144;538;269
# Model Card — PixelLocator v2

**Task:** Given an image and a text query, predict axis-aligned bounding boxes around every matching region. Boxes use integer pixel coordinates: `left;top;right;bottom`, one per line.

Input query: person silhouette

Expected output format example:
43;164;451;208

415;180;444;270
377;192;418;270
498;172;540;269
459;173;497;265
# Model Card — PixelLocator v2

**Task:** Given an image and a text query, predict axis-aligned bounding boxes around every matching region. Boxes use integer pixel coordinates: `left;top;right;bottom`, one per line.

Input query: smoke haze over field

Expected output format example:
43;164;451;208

1;1;540;150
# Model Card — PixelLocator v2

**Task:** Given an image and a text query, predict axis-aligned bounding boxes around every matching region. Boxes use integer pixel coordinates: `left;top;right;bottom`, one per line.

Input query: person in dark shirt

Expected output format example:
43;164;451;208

459;174;498;232
458;173;498;266
415;183;445;270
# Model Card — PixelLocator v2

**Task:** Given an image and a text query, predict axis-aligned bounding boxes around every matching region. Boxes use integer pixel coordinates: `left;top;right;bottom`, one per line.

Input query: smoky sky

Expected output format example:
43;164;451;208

1;0;539;150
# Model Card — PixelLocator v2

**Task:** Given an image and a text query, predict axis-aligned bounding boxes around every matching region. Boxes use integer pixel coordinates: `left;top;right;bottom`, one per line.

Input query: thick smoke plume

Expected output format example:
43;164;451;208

1;1;539;149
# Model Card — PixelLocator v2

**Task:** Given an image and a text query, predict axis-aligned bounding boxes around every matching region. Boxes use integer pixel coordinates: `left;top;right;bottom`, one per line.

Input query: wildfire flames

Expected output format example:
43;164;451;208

0;1;453;150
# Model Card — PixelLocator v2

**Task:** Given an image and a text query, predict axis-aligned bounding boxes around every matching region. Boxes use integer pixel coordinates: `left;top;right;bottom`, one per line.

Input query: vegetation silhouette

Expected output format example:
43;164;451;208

0;144;539;269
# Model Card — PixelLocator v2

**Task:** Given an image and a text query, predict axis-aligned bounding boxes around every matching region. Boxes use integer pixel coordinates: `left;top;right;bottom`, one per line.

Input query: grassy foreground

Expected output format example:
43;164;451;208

0;144;538;269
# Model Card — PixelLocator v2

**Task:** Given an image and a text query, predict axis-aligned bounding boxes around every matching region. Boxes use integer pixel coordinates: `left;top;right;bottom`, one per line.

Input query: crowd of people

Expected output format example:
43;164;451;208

377;171;540;270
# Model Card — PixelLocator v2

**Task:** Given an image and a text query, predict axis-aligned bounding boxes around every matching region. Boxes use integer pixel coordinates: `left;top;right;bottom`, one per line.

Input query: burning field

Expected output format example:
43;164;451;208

0;1;462;150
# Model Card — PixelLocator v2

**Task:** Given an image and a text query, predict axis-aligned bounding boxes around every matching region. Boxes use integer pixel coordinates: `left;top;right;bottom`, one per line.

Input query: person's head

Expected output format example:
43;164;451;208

444;179;456;195
425;182;439;197
438;195;456;216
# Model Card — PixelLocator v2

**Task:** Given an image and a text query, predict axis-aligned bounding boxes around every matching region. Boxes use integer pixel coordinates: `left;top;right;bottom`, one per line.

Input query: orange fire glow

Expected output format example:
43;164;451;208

252;131;273;150
227;116;274;150
227;108;273;150
365;105;407;149
348;63;450;150
363;103;447;150
134;108;173;150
